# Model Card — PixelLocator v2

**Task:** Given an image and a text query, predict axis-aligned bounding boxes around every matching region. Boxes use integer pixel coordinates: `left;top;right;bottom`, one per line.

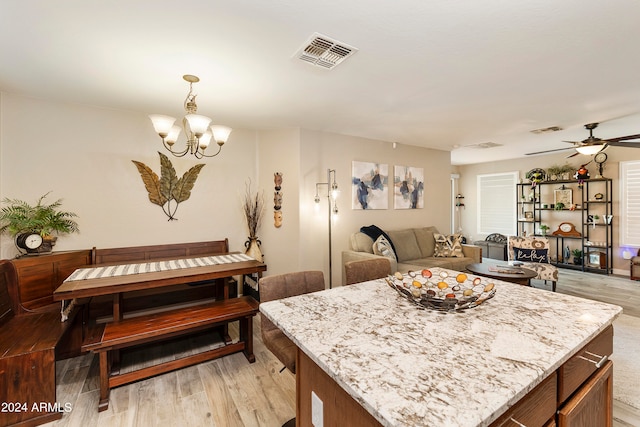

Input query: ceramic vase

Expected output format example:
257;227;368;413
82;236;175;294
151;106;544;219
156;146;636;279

245;237;263;262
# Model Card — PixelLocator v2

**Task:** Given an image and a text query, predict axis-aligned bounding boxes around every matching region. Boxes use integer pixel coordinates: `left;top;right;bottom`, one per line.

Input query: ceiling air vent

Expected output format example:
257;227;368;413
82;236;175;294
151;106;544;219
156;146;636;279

530;126;563;134
468;142;503;149
294;33;358;69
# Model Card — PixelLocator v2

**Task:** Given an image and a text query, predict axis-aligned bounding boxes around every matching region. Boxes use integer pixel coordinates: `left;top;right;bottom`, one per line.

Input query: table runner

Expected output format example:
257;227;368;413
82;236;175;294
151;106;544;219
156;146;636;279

64;253;254;282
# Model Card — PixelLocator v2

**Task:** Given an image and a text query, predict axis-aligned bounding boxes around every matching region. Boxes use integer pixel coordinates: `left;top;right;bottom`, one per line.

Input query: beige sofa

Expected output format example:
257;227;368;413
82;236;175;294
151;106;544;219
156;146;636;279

342;227;482;284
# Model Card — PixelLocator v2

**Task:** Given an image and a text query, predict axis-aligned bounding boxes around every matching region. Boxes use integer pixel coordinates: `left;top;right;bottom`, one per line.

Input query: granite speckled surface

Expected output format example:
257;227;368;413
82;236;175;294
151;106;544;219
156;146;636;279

260;267;622;427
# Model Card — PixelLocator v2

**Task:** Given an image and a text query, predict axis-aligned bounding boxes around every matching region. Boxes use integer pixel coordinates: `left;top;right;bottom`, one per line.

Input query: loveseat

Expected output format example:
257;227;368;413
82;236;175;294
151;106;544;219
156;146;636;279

341;226;482;284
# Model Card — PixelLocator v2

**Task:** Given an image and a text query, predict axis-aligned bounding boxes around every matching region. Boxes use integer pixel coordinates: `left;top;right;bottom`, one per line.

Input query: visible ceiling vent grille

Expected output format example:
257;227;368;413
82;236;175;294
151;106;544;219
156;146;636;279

530;126;563;134
294;33;358;69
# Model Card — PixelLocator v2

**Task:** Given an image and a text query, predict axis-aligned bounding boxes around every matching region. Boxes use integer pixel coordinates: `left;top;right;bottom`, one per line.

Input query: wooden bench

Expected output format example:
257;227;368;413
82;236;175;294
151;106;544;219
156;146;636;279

82;295;259;411
0;259;81;426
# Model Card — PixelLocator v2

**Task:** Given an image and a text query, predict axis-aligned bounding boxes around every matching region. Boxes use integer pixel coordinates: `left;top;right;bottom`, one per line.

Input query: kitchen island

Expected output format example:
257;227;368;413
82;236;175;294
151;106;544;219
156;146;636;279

260;267;622;427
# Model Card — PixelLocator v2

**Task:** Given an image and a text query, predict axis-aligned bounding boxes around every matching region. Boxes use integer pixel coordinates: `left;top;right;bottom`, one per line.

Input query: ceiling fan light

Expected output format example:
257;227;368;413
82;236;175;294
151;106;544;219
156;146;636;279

575;145;604;155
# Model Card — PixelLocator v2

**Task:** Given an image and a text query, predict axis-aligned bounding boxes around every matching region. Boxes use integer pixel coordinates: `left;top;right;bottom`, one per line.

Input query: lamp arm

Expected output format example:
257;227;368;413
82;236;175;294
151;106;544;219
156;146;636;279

195;144;223;158
162;138;190;157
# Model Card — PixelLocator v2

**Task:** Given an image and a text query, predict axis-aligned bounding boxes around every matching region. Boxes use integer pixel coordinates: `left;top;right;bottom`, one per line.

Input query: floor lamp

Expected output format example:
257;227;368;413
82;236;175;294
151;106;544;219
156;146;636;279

315;169;338;288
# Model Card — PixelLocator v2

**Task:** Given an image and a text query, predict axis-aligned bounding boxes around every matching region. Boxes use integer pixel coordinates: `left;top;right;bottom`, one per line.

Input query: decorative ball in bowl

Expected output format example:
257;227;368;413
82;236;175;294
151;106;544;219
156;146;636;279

385;269;496;312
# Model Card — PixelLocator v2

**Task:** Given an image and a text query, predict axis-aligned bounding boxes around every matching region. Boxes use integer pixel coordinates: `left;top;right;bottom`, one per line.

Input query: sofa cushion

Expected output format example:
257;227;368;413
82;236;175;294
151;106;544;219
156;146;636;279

350;232;374;254
359;225;397;257
413;227;438;258
434;233;464;258
372;235;397;261
386;229;421;262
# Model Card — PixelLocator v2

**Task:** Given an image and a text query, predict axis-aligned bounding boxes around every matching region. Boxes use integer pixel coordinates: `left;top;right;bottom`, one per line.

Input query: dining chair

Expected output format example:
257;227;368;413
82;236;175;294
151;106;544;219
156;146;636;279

258;271;325;427
507;235;558;291
344;258;392;285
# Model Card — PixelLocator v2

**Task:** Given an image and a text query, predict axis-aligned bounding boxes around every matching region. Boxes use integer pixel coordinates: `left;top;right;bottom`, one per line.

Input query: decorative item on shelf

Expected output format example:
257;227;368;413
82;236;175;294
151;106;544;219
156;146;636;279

315;168;339;288
385;270;496;313
588;251;607;269
554;202;565;211
571;249;583;265
594;192;604;200
524;211;534;220
563;245;571;263
554;186;572;206
243;181;265;262
552;222;581;237
546;163;574;181
588;214;600;229
132;152;204;220
0;192;79;255
273;172;283;228
525;168;546;187
148;75;232;159
574;162;591;188
539;224;550;236
594;152;607;178
605;214;613;224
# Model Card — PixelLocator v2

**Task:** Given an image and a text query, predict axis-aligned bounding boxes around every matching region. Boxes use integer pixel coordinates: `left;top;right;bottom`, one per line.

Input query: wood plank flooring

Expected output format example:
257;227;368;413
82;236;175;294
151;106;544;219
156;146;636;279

42;266;640;427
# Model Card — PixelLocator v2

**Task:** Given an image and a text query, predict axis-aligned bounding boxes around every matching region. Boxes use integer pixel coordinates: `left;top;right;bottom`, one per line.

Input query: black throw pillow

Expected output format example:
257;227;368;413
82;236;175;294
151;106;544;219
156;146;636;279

360;225;397;260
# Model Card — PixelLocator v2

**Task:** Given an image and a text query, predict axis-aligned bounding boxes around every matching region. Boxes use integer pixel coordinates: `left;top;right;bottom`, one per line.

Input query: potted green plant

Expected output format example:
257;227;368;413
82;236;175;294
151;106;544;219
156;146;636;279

539;224;550;236
571;248;583;265
0;192;79;254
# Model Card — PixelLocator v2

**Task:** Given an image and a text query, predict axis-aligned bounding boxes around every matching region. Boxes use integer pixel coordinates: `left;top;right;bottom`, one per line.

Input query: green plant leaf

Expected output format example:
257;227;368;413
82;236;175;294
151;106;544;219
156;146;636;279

132;160;167;206
172;164;205;203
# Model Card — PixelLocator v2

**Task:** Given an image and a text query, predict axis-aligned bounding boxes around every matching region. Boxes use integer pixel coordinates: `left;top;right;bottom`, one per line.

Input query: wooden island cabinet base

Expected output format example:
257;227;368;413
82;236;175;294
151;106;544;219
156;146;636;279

295;325;614;427
297;349;382;427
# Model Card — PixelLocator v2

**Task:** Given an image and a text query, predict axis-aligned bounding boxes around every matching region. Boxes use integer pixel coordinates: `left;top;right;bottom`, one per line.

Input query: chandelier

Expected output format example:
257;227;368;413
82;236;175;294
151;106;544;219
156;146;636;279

149;75;232;158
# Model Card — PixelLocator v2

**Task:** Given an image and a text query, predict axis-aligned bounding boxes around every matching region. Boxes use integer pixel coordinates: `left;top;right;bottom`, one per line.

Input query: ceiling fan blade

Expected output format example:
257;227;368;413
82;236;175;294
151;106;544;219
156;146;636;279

525;147;574;156
605;134;640;143
607;140;640;147
567;151;580;158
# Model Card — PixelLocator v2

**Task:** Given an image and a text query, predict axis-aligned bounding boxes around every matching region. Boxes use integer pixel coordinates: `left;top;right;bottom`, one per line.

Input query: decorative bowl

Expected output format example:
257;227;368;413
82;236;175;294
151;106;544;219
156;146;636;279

385;269;496;312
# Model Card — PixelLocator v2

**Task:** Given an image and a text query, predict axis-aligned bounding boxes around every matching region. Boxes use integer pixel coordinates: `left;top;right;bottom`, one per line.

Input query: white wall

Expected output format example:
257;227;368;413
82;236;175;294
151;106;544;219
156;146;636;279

256;128;302;278
0;93;454;288
0;93;258;259
298;131;452;287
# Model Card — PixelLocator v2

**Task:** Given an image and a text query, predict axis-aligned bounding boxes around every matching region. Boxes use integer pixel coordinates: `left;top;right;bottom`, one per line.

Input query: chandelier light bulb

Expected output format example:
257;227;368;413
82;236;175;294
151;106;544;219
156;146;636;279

211;125;233;146
149;115;176;137
166;126;181;145
199;131;212;149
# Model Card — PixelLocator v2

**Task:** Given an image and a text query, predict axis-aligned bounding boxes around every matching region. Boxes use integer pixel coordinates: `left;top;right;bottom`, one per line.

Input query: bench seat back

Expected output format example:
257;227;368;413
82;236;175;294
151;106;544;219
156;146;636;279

92;239;230;265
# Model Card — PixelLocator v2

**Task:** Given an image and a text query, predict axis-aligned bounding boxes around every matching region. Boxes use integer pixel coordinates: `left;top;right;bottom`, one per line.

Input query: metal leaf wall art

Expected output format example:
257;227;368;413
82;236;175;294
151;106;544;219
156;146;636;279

132;152;205;220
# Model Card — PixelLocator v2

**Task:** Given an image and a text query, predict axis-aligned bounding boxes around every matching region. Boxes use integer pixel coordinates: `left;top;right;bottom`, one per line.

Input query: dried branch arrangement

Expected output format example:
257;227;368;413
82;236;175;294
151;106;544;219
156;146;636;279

243;181;264;238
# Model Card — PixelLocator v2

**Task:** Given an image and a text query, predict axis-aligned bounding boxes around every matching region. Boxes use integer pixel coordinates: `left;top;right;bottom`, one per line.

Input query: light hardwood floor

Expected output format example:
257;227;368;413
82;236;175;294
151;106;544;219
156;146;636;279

43;266;639;427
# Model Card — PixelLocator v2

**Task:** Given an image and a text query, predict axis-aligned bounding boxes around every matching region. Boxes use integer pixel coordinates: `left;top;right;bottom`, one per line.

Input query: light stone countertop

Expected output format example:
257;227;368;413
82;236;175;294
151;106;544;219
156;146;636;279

259;267;622;427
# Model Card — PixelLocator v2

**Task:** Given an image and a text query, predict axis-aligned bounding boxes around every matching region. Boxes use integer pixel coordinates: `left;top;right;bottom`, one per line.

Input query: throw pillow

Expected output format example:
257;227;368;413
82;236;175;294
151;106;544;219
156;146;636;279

514;248;549;263
433;233;464;258
360;225;397;258
372;235;397;261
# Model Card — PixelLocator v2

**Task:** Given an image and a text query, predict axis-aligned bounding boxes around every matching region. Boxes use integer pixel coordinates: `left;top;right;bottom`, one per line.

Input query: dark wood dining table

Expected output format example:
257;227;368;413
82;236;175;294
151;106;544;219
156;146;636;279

53;253;267;322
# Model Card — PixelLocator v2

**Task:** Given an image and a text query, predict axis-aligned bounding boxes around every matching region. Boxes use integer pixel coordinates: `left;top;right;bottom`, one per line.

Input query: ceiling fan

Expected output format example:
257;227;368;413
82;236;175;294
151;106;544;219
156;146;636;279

526;122;640;157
